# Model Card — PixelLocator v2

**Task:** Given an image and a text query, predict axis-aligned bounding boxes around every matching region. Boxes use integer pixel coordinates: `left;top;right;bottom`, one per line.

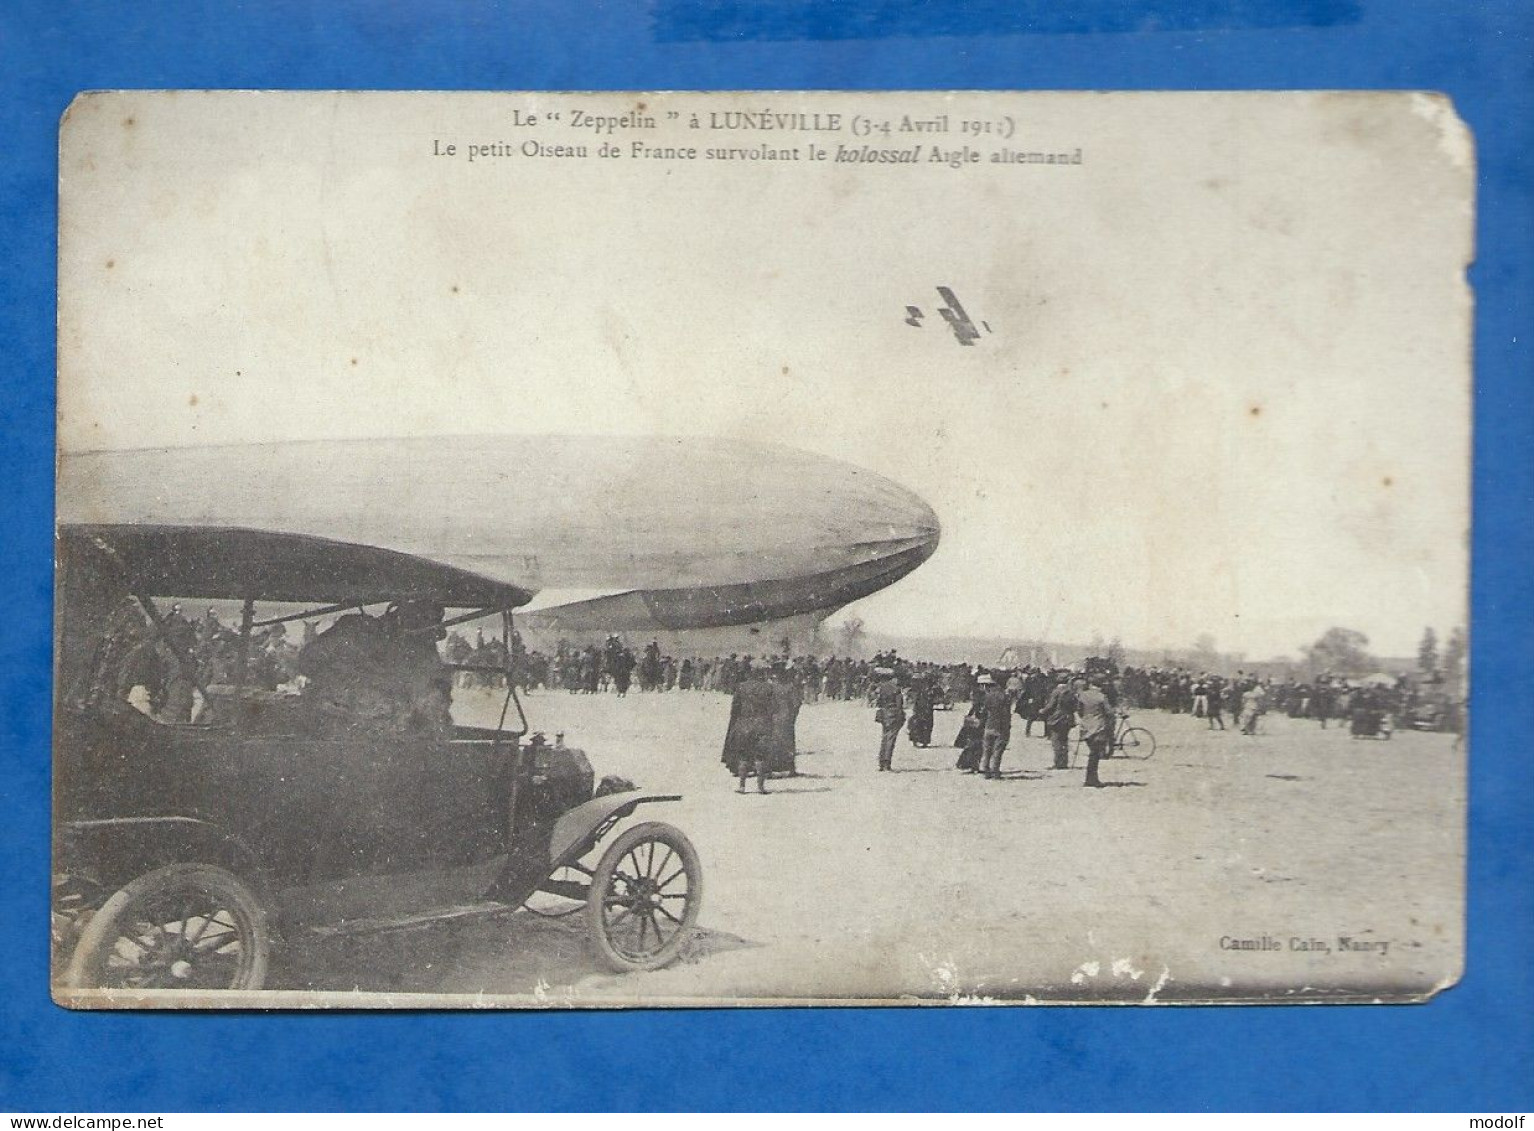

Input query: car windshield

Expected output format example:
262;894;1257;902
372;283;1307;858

81;594;524;737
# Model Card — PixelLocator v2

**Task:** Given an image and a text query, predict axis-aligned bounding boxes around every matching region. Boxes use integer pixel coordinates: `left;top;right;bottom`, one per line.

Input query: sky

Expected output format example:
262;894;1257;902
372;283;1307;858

57;91;1473;659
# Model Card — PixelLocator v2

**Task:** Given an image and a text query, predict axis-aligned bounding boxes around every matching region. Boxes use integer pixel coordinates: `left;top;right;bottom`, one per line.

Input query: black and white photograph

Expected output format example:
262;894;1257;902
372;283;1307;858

52;90;1471;1007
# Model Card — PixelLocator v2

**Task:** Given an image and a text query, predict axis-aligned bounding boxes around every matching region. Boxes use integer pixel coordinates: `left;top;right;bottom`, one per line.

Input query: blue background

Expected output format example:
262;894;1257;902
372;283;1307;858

2;0;1529;1112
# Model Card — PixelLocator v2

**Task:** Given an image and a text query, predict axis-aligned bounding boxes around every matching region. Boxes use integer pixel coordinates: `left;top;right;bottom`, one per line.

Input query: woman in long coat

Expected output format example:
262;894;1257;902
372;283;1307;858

907;677;935;747
722;663;776;792
954;691;986;772
767;666;802;774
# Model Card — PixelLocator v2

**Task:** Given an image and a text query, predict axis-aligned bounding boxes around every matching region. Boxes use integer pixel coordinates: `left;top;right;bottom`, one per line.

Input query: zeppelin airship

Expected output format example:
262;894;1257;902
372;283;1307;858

57;436;940;652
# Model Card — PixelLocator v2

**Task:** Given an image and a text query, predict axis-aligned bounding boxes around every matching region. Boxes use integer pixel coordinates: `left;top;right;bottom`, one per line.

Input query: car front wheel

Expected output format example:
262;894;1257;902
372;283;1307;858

586;822;702;972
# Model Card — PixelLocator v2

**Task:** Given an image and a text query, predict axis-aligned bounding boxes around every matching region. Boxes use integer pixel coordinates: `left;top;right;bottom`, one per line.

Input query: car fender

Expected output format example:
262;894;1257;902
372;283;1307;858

547;791;680;869
56;816;271;901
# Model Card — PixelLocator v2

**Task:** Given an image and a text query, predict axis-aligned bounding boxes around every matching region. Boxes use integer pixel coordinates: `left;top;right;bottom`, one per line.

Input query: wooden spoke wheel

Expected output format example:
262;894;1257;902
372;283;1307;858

586;822;702;972
62;864;270;992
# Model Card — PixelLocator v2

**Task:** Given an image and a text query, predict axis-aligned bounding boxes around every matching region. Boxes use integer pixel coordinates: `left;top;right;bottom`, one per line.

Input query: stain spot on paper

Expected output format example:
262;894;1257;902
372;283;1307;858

1069;960;1100;985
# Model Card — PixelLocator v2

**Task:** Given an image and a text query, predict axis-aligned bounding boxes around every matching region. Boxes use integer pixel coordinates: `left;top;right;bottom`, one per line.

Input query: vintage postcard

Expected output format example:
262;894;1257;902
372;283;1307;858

53;90;1471;1007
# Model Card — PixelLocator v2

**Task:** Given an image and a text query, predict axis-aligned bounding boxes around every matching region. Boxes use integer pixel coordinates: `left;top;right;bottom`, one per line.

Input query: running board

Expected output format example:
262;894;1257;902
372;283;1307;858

309;900;513;938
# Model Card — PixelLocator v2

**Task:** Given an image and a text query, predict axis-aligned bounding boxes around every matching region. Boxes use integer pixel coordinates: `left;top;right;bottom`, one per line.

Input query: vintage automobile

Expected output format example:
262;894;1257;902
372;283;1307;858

53;523;703;996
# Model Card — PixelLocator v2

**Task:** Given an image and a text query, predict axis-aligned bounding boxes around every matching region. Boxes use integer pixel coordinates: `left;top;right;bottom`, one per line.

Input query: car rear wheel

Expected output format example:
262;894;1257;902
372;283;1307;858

586;822;702;972
62;863;270;992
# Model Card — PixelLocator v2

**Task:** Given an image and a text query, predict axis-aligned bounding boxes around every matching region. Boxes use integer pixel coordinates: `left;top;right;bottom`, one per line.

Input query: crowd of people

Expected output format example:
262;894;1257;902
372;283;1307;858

1114;666;1444;732
443;631;980;705
453;636;1456;740
84;601;300;721
726;651;1465;793
90;603;1464;768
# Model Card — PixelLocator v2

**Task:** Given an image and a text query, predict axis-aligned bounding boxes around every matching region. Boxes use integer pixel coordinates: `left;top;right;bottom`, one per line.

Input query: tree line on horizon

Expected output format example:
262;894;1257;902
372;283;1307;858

829;615;1467;689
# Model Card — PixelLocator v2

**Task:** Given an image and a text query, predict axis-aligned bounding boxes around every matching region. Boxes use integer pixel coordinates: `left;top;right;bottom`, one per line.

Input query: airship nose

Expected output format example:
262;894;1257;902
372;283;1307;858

905;494;943;559
830;468;941;572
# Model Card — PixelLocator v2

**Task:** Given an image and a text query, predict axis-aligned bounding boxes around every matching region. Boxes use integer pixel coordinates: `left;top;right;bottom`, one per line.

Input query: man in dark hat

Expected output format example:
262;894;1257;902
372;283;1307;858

296;598;451;737
151;602;198;722
1015;667;1049;737
1205;673;1227;730
1041;673;1077;770
979;672;1012;778
1075;674;1115;787
610;643;636;697
872;666;905;771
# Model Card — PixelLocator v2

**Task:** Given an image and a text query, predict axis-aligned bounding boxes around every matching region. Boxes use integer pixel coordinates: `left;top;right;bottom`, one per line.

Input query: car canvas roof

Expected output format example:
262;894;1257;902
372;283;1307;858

59;523;534;609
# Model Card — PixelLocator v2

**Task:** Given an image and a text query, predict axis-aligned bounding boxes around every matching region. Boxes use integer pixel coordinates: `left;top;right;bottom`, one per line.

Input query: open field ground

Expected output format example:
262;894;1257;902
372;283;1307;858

275;690;1464;1005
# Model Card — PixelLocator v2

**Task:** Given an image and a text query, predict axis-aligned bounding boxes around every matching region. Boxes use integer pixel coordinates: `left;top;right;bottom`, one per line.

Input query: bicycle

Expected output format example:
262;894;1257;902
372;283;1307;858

1072;711;1157;764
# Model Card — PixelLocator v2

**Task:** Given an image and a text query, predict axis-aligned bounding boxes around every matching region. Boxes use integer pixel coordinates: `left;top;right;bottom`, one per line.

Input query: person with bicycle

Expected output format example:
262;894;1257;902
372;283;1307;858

1075;674;1115;788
